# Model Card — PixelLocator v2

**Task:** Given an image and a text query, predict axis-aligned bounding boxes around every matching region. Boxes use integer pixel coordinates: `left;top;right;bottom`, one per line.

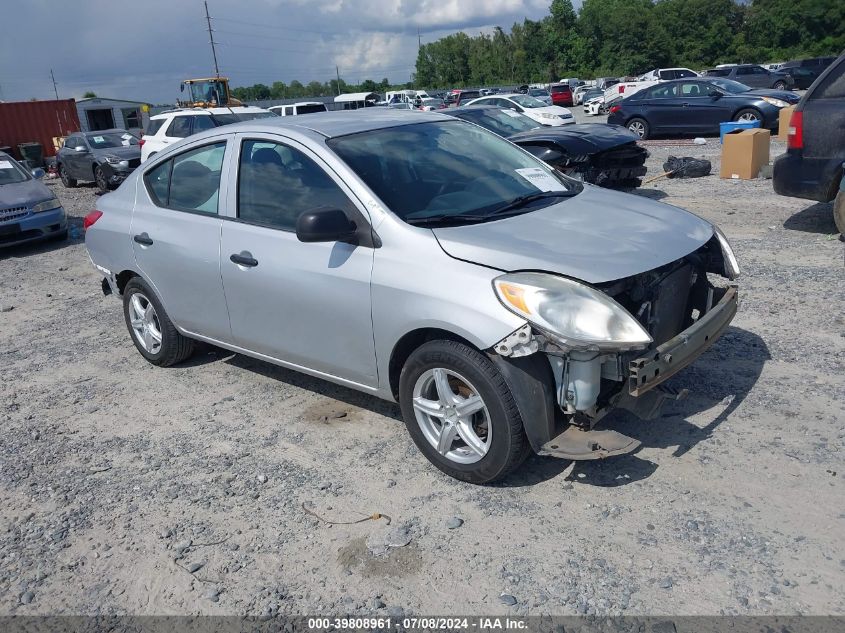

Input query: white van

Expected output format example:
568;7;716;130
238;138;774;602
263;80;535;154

268;102;328;117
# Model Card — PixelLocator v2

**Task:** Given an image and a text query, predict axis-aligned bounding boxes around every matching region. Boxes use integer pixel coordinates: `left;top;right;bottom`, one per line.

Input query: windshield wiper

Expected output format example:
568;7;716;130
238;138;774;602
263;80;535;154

406;213;489;227
486;190;577;217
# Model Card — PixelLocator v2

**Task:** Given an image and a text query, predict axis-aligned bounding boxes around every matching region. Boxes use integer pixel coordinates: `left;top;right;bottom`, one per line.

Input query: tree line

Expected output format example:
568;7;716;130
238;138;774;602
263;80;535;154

230;0;843;99
231;77;409;102
415;0;844;87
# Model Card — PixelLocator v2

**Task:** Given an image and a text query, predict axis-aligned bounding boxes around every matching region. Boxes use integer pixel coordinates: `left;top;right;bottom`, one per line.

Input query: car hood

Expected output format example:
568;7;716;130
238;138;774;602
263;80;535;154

0;178;55;207
431;184;714;284
92;145;141;160
744;88;800;103
508;123;639;154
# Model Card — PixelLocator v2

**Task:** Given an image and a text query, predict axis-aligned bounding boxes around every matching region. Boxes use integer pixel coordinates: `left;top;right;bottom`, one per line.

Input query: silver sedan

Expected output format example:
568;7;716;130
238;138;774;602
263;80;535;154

84;110;739;483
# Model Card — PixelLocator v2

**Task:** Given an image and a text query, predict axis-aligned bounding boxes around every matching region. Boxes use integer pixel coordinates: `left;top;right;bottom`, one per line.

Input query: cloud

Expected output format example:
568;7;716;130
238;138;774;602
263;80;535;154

0;0;551;103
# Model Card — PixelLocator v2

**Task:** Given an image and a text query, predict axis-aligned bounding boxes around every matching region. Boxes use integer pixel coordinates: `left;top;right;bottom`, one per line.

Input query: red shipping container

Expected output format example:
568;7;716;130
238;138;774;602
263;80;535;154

0;99;81;159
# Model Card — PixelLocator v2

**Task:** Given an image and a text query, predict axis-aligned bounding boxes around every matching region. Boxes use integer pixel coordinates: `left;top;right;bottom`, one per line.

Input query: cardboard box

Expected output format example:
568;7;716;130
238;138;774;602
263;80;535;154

778;105;796;140
720;128;770;180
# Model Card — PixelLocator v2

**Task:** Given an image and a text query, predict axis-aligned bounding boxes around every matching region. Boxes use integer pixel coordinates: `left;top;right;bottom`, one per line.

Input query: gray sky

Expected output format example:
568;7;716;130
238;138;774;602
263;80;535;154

1;0;551;104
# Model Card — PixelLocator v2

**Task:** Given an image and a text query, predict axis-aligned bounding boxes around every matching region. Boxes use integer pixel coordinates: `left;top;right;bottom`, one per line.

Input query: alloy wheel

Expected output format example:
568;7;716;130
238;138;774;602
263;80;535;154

411;368;491;464
128;292;163;354
60;166;69;186
737;112;760;122
628;120;646;138
95;167;108;192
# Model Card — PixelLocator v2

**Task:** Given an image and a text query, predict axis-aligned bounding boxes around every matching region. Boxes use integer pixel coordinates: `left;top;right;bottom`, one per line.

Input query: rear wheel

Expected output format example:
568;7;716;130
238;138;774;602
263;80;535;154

398;340;531;484
734;108;762;123
59;163;76;188
122;278;194;367
773;81;787;90
627;117;650;140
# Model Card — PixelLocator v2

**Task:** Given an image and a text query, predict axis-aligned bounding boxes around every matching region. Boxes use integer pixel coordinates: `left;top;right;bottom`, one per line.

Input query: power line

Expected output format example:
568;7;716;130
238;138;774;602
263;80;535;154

213;16;340;35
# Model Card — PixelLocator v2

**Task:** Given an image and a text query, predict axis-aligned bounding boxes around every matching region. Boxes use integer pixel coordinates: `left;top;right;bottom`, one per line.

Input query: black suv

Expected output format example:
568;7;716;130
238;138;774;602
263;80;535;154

780;57;838;89
773;53;845;212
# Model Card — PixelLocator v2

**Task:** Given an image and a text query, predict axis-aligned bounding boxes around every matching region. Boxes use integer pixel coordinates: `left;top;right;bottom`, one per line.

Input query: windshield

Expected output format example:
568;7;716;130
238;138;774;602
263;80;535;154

529;89;550;98
509;95;546;108
213;111;275;125
454;108;539;136
327;121;580;225
0;156;31;185
707;78;752;93
86;133;138;149
190;80;228;104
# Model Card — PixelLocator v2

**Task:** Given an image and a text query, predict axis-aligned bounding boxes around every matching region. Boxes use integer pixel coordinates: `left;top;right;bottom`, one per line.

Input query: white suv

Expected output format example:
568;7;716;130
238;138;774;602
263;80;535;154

140;106;274;162
268;102;328;116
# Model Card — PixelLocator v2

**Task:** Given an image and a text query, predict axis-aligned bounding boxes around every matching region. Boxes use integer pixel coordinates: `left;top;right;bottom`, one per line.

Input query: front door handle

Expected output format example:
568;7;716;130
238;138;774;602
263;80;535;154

133;233;153;246
230;252;258;268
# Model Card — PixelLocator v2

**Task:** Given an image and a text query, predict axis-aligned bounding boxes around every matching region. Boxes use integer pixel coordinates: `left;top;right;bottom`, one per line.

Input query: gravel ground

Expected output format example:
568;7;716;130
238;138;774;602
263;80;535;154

1;118;843;618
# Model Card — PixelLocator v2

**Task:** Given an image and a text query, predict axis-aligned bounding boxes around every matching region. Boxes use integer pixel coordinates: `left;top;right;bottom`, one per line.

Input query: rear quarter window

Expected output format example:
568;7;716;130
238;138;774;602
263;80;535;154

811;58;845;99
146;119;165;136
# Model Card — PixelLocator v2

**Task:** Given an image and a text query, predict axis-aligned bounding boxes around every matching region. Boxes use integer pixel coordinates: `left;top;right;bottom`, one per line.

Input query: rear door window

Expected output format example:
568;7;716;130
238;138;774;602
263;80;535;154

647;83;678;98
676;69;697;79
166;116;192;138
145;119;165;136
191;116;216;133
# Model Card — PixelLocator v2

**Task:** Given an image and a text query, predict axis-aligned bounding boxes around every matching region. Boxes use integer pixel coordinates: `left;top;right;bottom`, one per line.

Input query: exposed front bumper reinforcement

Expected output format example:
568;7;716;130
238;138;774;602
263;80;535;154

539;426;641;460
629;285;738;397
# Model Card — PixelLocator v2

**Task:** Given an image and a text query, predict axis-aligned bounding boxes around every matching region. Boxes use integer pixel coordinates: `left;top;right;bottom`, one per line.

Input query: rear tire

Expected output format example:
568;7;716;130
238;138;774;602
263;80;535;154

122;278;194;367
59;163;77;188
398;340;531;484
734;108;762;123
626;117;650;140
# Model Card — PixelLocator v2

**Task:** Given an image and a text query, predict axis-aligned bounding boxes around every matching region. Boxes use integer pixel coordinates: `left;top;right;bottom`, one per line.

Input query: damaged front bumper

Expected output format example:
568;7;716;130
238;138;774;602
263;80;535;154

628;285;737;396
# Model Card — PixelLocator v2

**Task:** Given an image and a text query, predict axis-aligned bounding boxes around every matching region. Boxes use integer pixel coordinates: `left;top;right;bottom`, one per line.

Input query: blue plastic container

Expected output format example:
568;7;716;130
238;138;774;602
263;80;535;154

720;120;761;144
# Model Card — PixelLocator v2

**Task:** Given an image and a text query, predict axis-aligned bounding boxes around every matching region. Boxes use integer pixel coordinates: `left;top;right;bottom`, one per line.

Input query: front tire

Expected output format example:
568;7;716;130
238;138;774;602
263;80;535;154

773;81;787;90
834;190;845;235
627;117;650;140
398;340;531;484
59;163;77;188
122;278;194;367
734;108;762;123
94;165;110;194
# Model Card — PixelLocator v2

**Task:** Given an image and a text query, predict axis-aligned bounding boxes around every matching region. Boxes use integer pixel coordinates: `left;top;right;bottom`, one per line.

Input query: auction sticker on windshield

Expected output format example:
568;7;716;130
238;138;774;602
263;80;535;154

93;136;105;143
0;161;14;169
515;167;566;192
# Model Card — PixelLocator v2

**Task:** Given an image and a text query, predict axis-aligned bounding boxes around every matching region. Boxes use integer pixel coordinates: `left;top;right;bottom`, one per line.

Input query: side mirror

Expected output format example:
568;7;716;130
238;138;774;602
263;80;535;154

296;207;358;243
709;89;723;99
31;168;45;179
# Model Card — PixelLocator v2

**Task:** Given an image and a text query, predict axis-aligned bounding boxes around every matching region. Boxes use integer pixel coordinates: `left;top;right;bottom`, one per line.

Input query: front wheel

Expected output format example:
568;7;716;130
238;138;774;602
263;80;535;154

834;191;845;235
59;163;77;188
398;340;531;484
773;81;787;90
734;108;762;123
94;165;110;194
122;278;194;367
627;117;650;140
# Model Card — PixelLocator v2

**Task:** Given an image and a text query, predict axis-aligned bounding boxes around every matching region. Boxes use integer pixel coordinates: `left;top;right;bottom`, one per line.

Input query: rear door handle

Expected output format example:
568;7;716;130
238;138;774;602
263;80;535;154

230;252;258;268
133;233;153;246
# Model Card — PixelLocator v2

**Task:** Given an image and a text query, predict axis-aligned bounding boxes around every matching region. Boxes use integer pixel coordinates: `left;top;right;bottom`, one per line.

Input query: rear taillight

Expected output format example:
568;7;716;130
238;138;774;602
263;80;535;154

619;85;625;93
787;110;803;150
83;210;103;231
609;105;621;113
138;138;145;147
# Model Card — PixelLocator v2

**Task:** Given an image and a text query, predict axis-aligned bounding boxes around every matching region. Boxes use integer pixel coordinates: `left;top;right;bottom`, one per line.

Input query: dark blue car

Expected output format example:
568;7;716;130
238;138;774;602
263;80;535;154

606;78;800;139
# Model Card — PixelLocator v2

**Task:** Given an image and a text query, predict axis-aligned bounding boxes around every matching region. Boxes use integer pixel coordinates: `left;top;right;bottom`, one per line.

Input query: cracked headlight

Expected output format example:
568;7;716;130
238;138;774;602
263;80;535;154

493;272;652;352
32;197;61;213
761;97;789;108
714;225;740;279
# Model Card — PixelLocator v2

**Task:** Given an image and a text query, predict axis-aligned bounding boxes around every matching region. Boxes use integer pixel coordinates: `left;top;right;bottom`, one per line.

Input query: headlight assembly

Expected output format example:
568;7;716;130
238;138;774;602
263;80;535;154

493;272;652;352
32;198;61;213
761;97;789;108
713;225;741;279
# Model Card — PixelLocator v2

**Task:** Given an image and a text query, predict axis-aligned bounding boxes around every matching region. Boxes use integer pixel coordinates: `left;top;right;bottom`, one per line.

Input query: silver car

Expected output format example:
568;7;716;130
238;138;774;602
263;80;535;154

84;110;739;484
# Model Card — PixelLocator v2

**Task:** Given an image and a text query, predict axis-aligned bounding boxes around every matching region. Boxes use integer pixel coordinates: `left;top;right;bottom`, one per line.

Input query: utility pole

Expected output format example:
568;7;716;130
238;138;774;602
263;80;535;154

418;27;421;50
205;1;220;77
50;69;59;100
335;66;341;96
